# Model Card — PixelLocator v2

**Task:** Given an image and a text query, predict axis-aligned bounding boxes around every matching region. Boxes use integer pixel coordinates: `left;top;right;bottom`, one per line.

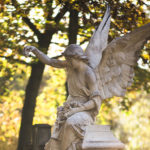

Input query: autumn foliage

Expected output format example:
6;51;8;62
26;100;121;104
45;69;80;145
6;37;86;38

0;0;150;150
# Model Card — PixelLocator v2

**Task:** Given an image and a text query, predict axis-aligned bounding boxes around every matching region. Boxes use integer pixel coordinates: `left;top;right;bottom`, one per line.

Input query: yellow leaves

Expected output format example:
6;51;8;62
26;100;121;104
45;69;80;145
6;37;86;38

96;89;150;150
123;28;128;33
142;53;149;60
0;136;6;142
0;90;23;146
33;67;66;125
0;61;27;148
127;91;138;99
0;59;13;78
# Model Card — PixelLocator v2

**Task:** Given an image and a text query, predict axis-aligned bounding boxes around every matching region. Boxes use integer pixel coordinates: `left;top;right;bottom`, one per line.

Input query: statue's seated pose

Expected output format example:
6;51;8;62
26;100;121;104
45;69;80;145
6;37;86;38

23;6;150;150
24;44;101;150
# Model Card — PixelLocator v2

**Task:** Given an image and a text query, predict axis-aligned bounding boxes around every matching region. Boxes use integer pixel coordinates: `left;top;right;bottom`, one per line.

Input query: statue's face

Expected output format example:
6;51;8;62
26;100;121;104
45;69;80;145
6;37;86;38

70;58;78;68
63;44;88;69
64;55;72;62
65;56;80;69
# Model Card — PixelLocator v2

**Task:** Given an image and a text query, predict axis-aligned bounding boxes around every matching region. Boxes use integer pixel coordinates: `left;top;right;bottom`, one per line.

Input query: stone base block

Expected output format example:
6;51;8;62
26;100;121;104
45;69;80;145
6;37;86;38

82;125;125;150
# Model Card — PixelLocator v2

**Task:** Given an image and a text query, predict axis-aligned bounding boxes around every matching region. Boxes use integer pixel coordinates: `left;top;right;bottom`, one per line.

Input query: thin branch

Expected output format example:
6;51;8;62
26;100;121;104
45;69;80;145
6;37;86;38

11;0;42;38
50;41;67;47
22;17;42;37
45;0;53;21
44;3;69;35
54;3;69;23
78;33;91;39
80;38;89;45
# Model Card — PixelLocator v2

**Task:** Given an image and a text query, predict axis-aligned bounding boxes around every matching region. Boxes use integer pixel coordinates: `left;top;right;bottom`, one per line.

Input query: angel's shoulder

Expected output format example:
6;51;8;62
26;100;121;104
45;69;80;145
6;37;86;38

85;66;96;83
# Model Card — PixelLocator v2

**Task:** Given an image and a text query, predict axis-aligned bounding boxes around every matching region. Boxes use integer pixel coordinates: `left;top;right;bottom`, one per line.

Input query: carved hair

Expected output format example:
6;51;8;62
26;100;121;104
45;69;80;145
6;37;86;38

62;44;89;64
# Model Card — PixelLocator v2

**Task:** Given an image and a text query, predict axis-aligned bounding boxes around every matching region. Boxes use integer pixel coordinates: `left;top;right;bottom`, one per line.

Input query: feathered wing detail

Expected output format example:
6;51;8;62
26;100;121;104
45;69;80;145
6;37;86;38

95;23;150;100
85;5;111;69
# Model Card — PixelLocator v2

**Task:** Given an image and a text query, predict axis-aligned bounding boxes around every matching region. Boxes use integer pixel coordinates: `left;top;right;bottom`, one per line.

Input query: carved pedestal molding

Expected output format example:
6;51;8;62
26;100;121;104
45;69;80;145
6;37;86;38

82;125;125;150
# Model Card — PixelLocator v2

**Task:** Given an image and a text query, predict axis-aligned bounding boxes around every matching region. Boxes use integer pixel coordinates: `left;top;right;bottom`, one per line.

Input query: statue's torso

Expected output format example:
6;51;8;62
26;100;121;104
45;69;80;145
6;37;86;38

66;67;90;100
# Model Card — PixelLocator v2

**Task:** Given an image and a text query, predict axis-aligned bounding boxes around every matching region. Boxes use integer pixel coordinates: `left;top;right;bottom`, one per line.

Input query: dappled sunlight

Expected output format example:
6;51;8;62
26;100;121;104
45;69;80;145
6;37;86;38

97;91;150;150
33;67;66;125
1;0;150;150
0;90;23;142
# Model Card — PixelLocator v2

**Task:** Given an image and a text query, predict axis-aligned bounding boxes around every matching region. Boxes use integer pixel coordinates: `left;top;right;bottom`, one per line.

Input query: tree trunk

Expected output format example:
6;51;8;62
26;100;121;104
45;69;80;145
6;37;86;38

17;61;45;150
17;33;53;150
65;9;79;97
68;9;79;45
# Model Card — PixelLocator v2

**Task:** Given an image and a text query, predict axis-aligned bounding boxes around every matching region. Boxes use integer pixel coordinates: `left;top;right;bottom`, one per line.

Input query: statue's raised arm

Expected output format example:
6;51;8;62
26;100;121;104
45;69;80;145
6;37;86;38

23;46;67;68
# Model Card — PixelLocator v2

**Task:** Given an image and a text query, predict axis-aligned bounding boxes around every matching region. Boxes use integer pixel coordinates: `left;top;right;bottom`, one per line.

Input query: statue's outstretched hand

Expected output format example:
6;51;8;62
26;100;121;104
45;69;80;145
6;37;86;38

23;46;37;57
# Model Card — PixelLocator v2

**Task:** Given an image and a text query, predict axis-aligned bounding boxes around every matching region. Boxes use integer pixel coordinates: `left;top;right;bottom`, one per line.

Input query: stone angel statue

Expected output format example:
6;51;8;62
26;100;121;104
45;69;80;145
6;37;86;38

23;6;150;150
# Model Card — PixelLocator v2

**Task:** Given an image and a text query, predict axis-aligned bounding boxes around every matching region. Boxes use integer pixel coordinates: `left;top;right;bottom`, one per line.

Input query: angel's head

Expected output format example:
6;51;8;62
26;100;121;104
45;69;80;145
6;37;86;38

62;44;89;65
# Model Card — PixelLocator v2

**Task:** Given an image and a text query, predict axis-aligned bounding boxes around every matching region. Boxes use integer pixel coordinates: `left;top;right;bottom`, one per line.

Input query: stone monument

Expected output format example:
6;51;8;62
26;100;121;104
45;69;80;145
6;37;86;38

23;5;150;150
82;125;124;150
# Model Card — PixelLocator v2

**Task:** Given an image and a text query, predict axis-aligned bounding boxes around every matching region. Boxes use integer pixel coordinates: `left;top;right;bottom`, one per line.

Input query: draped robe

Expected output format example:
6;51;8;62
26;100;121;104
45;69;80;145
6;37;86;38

45;66;101;150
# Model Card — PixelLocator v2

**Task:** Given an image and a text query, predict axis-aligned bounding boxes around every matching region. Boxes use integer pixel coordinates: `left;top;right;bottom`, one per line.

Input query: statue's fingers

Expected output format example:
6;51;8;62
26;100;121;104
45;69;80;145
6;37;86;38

28;46;34;51
64;112;69;118
24;46;33;51
23;46;29;52
23;47;28;56
24;46;30;50
23;46;31;56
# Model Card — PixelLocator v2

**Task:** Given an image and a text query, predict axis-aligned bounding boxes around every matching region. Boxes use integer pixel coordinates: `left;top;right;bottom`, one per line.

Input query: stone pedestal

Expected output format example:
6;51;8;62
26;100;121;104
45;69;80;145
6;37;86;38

82;125;125;150
32;124;51;150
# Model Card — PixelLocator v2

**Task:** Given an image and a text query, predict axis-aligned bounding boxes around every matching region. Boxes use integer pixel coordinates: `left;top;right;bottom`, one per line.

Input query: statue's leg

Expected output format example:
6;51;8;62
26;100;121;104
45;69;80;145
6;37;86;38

61;111;93;150
44;138;60;150
61;118;78;150
67;141;82;150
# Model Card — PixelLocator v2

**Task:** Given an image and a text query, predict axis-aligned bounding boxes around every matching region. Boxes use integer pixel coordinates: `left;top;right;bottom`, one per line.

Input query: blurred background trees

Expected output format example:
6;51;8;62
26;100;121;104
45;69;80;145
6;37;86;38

0;0;150;150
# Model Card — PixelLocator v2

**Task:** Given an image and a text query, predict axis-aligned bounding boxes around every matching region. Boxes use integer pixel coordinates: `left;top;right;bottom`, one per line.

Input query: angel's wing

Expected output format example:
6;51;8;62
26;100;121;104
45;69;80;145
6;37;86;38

85;6;111;69
96;23;150;100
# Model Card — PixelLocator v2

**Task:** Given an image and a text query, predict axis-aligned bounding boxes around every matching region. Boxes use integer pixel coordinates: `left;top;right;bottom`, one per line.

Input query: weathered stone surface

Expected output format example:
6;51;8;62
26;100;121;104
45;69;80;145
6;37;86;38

82;125;124;150
32;124;51;150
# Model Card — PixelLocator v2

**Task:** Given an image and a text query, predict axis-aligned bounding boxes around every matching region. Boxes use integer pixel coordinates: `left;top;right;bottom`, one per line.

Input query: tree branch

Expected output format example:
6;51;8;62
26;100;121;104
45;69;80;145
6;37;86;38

80;38;89;45
44;3;69;35
54;3;69;23
11;0;42;38
22;17;42;37
45;0;53;21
